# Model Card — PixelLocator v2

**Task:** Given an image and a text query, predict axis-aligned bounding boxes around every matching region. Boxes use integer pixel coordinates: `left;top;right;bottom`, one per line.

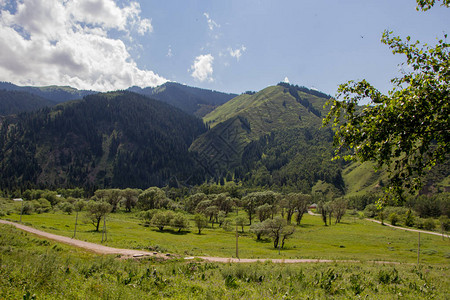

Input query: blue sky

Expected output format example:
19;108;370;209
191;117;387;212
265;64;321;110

0;0;448;95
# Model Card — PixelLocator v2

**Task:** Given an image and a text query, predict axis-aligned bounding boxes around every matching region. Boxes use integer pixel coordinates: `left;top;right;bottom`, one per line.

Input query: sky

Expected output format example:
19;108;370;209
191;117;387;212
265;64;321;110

0;0;448;96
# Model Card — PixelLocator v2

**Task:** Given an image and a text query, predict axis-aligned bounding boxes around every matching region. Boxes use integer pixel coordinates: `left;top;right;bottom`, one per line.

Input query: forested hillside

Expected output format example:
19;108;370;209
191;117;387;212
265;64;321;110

190;83;344;193
0;90;55;115
0;92;207;191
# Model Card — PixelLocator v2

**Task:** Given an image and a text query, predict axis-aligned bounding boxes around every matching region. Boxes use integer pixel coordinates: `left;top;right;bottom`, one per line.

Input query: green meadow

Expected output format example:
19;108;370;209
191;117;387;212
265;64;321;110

3;211;449;264
1;223;449;299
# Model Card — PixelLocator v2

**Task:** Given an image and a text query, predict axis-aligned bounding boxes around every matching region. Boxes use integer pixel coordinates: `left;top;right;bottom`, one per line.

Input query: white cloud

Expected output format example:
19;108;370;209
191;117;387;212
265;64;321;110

203;12;219;31
190;54;214;82
0;0;166;91
283;76;290;83
166;45;173;58
228;45;246;61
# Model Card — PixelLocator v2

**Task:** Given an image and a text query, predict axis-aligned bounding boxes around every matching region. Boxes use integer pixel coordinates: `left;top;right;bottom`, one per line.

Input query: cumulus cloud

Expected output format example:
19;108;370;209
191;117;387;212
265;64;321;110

228;45;246;61
203;12;219;31
190;54;214;82
0;0;166;91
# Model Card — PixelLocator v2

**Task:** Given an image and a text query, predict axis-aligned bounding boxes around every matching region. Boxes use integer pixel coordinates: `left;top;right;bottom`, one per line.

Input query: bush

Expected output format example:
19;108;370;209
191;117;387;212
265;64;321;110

363;204;377;218
405;209;415;227
423;218;435;231
388;213;399;226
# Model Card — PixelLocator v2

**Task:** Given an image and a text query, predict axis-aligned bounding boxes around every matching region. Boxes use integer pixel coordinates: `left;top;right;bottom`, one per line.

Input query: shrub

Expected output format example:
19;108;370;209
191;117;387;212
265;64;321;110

388;213;399;226
363;204;377;218
405;209;415;227
423;218;435;231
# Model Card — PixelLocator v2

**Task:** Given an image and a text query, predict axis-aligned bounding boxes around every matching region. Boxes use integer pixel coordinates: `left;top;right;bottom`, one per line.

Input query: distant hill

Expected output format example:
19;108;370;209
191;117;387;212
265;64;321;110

190;83;345;193
0;91;207;190
129;82;237;117
0;90;55;115
0;82;97;103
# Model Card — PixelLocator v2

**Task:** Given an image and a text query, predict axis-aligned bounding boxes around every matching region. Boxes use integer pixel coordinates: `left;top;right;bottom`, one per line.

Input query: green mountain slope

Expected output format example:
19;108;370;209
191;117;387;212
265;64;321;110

0;90;55;115
0;92;207;190
129;82;237;117
191;83;344;192
192;84;329;167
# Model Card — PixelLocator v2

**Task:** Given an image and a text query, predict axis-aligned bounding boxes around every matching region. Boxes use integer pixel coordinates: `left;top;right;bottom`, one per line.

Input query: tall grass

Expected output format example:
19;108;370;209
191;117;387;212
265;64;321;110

1;224;449;299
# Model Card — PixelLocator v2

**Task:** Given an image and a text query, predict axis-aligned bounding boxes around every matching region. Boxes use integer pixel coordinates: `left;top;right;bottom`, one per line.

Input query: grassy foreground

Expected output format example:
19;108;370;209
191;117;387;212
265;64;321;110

1;224;449;299
3;211;450;264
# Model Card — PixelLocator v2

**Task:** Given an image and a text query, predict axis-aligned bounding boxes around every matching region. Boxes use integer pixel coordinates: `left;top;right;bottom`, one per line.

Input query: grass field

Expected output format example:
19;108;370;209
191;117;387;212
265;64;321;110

3;211;450;264
1;223;449;299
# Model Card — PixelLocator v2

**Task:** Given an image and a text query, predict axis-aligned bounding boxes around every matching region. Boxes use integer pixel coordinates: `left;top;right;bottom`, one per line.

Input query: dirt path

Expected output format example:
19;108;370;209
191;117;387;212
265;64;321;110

0;219;164;259
1;219;406;265
366;219;449;238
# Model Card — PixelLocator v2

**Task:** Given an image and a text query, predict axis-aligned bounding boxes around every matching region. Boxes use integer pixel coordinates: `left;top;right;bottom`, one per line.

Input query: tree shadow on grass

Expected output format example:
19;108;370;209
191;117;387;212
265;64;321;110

255;238;271;243
149;228;191;235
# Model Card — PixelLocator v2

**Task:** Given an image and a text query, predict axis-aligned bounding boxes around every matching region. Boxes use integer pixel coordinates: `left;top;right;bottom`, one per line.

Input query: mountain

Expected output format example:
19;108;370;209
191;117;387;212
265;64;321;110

190;83;345;193
129;82;237;117
0;90;55;115
0;91;207;190
0;82;96;103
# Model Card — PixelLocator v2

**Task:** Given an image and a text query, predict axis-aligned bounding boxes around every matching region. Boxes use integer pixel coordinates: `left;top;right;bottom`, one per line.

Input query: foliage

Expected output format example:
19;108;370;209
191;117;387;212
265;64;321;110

170;213;190;232
85;200;112;231
323;4;449;201
193;214;208;234
151;210;175;231
138;187;170;211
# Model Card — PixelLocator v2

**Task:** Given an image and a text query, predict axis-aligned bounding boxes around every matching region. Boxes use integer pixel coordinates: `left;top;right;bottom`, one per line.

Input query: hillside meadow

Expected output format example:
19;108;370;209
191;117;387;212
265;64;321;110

3;210;449;265
1;223;449;299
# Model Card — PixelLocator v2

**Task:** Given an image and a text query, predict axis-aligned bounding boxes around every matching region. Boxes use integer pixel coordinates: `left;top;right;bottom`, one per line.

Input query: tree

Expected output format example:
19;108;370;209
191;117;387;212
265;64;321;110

121;188;140;212
250;221;269;240
262;217;294;249
323;2;449;203
235;215;248;233
295;194;310;225
138;187;169;210
86;201;111;231
194;214;208;234
171;213;190;232
331;198;348;224
256;203;272;222
151;210;174;231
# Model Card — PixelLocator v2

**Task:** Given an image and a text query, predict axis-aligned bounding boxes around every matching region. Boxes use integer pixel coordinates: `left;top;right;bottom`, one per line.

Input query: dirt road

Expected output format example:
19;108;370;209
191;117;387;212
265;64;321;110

1;219;405;264
367;219;449;238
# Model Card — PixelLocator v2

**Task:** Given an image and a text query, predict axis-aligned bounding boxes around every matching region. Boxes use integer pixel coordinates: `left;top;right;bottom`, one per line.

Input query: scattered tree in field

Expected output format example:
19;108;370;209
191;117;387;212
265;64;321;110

262;217;295;249
323;1;449;202
256;203;272;222
282;193;311;225
171;213;190;232
185;193;208;213
242;191;280;225
151;210;175;231
95;189;122;213
86;201;112;231
250;221;269;240
331;198;348;224
235;215;248;233
121;188;140;212
194;214;208;234
217;211;226;227
138;187;170;210
295;194;310;225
